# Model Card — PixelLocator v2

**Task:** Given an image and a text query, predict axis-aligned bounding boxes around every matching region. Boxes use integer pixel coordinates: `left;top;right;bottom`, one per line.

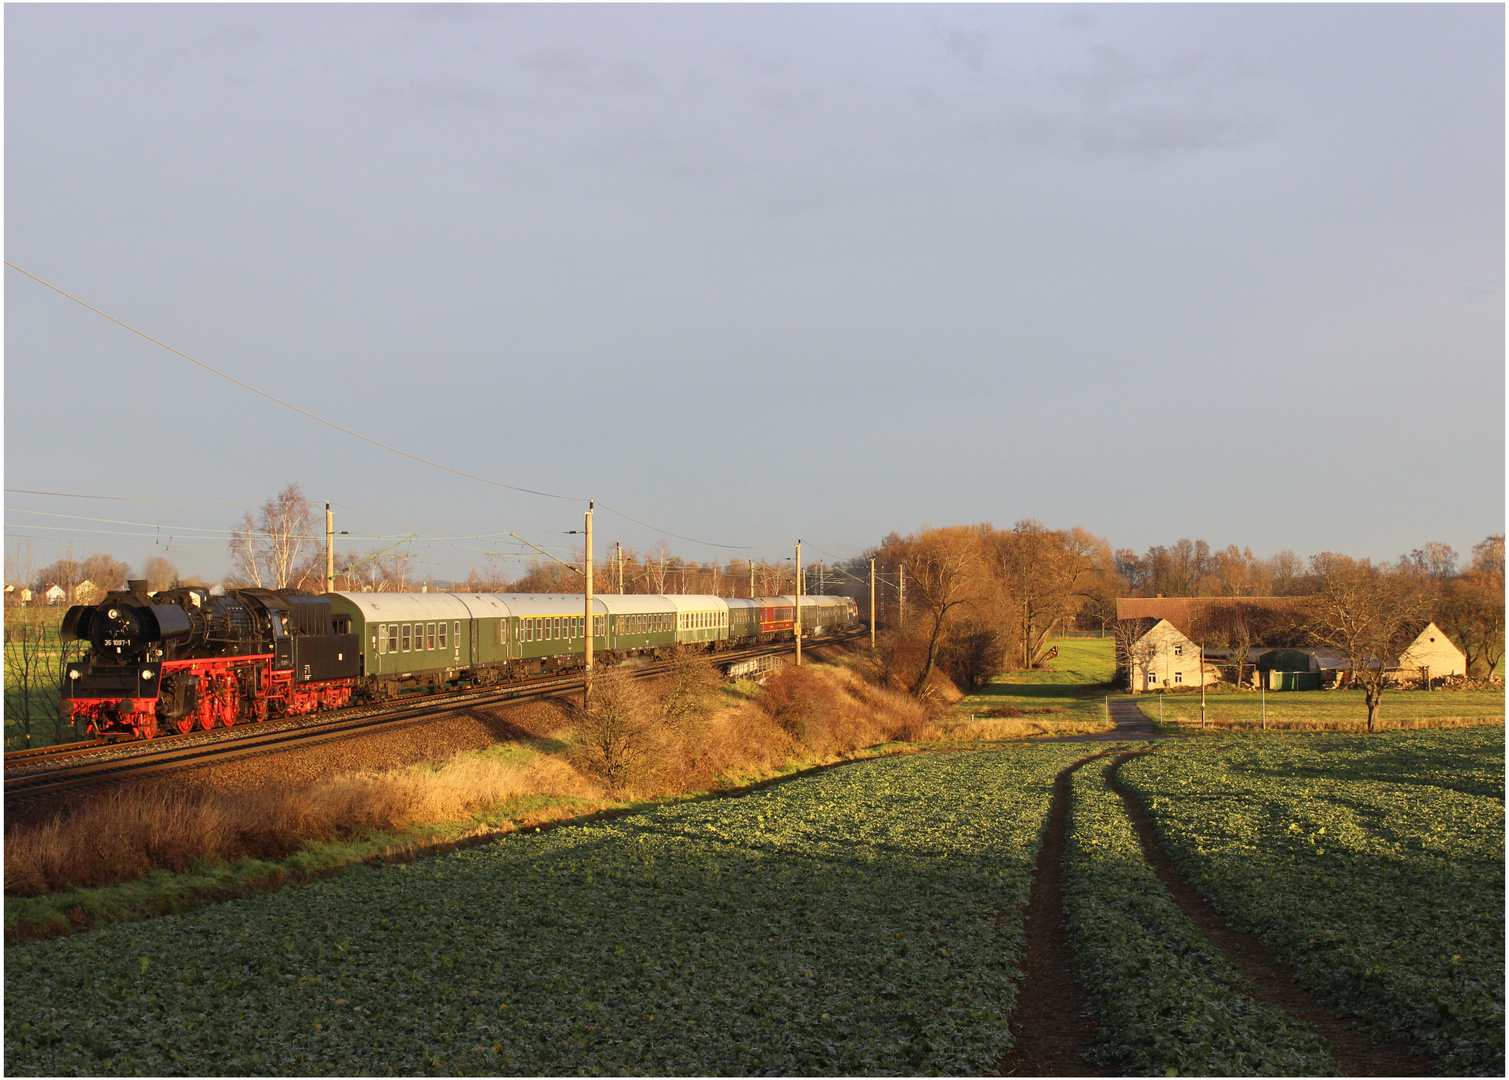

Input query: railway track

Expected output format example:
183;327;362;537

5;633;858;806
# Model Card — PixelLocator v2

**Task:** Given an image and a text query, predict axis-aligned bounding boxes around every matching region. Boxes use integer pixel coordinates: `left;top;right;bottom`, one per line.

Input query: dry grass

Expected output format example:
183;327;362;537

1160;714;1505;733
5;753;600;897
7;654;962;900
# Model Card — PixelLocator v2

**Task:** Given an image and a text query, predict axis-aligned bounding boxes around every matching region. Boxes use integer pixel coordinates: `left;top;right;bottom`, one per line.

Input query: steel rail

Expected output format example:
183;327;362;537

5;631;861;804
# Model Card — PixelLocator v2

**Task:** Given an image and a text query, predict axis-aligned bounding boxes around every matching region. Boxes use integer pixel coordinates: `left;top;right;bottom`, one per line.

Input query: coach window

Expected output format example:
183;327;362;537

438;622;448;649
427;623;437;650
387;624;400;652
401;624;411;652
377;624;387;653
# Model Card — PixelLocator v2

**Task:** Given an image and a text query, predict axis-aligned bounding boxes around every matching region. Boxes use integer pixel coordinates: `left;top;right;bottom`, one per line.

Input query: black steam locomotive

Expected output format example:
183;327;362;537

61;580;359;740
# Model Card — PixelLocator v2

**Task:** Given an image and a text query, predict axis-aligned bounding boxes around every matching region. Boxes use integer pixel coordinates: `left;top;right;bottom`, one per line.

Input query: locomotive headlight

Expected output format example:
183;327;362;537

107;608;120;620
142;669;154;680
69;669;81;680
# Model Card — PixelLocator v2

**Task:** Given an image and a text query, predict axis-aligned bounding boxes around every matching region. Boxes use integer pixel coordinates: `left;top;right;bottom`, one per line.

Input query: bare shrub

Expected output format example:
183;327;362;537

655;652;720;736
568;667;666;797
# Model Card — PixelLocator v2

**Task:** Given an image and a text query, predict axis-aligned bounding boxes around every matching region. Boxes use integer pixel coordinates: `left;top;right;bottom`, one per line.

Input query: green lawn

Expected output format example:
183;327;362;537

953;637;1117;728
1136;686;1504;731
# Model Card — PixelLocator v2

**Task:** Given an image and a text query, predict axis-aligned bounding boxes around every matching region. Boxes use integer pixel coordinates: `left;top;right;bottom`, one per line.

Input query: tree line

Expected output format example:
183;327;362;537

8;481;1502;702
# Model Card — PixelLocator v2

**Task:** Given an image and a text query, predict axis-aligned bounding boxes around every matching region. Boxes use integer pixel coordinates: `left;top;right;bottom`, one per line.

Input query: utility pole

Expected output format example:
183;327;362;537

325;503;334;593
898;564;906;629
749;559;755;596
794;538;803;667
1200;642;1207;729
584;501;594;676
616;541;623;594
869;557;876;649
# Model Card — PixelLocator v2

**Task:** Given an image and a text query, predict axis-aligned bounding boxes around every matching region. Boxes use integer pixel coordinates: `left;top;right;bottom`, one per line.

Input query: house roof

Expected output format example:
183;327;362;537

1116;596;1307;639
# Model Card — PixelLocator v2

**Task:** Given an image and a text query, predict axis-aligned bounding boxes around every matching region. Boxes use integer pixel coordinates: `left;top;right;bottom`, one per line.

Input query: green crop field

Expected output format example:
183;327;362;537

1135;686;1504;731
1119;730;1505;1074
4;743;1091;1076
1063;757;1337;1075
954;637;1117;728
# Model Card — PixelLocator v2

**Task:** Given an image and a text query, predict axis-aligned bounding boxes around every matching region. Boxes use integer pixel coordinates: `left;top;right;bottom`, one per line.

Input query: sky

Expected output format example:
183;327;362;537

5;3;1504;587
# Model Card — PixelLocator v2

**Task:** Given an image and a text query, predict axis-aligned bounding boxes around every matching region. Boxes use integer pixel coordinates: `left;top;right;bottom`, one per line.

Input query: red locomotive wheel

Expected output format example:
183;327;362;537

176;714;197;735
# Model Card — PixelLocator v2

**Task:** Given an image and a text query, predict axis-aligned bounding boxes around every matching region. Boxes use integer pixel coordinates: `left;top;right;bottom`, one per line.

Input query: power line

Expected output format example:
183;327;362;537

4;488;261;505
6;261;580;503
7;264;781;549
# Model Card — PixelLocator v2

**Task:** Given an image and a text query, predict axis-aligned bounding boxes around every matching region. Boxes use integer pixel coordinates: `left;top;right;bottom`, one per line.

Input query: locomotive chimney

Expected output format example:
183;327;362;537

127;579;149;595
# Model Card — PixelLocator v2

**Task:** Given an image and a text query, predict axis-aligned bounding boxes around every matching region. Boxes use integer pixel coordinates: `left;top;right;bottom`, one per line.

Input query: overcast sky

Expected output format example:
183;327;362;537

6;3;1503;586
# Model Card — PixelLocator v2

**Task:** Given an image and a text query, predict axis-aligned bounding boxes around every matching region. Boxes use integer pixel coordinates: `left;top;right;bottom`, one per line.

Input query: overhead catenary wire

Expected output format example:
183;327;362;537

6;263;781;551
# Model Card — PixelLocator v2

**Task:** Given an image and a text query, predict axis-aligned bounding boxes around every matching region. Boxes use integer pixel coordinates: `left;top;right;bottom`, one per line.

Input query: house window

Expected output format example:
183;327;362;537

1173;644;1183;657
1148;672;1158;684
1174;671;1184;684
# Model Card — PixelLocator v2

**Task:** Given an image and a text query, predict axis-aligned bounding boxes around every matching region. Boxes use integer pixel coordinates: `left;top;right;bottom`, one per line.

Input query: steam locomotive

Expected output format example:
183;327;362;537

60;581;858;740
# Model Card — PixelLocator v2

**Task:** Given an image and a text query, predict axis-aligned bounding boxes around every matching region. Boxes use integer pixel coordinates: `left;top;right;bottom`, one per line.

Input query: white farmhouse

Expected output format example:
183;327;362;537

1127;618;1217;692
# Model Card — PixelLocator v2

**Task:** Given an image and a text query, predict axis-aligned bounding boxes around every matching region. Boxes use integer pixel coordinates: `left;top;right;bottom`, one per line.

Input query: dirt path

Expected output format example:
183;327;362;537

1105;753;1438;1077
992;753;1116;1077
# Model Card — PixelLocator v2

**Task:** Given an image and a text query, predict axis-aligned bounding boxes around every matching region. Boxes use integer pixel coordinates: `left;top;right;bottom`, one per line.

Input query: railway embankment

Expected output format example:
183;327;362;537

5;648;976;939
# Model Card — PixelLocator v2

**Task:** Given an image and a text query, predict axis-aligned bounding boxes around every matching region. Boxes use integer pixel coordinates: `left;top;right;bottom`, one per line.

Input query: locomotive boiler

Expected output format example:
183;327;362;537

60;580;360;740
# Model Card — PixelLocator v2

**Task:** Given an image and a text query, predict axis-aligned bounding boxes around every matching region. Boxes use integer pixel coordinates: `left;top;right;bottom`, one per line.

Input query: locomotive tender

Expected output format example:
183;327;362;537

61;581;858;740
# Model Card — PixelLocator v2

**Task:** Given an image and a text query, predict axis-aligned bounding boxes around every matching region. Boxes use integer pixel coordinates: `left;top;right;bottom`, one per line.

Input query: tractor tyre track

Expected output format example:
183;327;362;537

993;753;1115;1077
1105;752;1438;1077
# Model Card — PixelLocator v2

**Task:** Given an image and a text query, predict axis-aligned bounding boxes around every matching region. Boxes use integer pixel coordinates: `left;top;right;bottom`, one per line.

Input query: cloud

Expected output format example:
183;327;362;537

941;28;989;73
519;48;662;96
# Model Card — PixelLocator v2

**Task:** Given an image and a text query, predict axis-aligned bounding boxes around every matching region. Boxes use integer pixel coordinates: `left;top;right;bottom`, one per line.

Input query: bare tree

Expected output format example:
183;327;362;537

227;483;315;589
993;520;1107;668
1438;537;1506;678
1471;535;1505;577
569;667;663;796
142;556;179;592
897;527;981;697
1400;541;1460;580
1113;617;1158;693
1305;554;1432;731
3;606;84;748
1193;601;1304;687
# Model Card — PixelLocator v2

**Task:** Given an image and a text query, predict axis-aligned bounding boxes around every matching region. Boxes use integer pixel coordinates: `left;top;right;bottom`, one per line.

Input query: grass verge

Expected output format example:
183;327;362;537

949;637;1117;736
1134;686;1504;732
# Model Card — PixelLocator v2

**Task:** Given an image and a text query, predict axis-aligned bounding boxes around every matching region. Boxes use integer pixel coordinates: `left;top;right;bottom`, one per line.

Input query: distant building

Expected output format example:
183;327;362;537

75;580;101;605
1115;596;1307;638
1396;622;1467;680
43;584;67;605
1126;618;1218;692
